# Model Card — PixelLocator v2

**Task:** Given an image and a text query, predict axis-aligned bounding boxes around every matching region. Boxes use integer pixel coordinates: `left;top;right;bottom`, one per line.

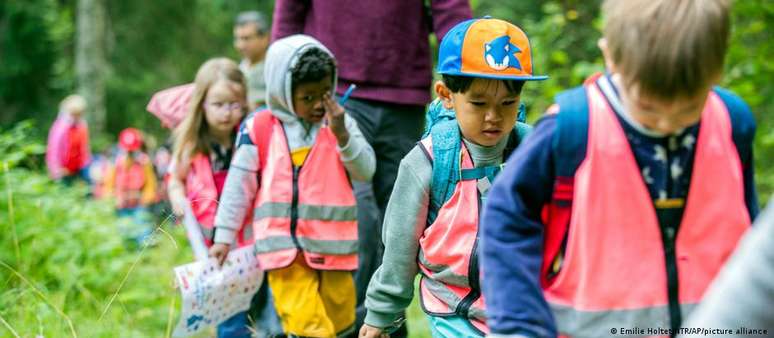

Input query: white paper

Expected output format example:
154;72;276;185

172;246;264;337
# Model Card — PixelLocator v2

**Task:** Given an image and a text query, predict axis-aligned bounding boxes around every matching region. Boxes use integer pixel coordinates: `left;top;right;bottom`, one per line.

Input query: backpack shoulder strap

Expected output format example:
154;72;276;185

422;98;456;139
424;119;461;225
553;85;590;177
249;109;275;171
713;87;756;163
540;84;591;282
429;120;462;208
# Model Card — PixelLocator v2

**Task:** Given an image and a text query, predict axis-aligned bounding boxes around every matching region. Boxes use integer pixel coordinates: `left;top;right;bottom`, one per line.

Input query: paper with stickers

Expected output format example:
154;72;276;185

172;246;263;337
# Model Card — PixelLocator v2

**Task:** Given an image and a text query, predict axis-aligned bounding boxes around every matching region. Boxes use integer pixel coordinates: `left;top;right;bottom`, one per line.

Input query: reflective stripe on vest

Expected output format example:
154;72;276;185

419;277;488;333
251;112;358;271
544;83;750;337
550;303;697;338
186;154;253;248
254;202;357;221
416;136;487;334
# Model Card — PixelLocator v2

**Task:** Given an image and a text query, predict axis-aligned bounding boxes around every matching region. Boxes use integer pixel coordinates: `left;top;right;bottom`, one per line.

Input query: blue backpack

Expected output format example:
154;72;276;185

420;99;532;224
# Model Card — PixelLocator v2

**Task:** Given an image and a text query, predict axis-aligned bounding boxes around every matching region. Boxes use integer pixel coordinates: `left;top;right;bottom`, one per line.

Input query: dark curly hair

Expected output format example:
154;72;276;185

291;47;336;90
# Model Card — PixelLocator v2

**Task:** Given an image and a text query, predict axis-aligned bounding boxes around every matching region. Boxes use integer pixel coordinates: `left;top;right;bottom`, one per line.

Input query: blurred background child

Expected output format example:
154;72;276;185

46;94;92;185
105;128;158;245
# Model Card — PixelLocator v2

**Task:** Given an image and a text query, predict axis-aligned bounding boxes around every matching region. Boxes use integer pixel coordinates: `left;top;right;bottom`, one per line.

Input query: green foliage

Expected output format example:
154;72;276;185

0;122;194;337
0;0;75;126
723;0;774;201
1;0;273;140
103;0;273;138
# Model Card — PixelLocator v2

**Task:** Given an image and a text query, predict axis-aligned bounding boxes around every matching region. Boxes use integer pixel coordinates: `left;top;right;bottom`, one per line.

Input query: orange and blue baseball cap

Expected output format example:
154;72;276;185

438;17;548;81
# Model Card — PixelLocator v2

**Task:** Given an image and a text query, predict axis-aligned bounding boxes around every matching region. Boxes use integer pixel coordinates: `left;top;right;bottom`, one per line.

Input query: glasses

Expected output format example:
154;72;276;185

204;101;243;112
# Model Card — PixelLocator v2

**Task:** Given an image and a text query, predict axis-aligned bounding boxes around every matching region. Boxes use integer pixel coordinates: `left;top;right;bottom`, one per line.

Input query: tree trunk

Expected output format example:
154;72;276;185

76;0;107;134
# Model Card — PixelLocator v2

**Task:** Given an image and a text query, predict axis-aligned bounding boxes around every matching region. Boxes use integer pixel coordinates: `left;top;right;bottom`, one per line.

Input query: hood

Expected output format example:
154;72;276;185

264;34;337;123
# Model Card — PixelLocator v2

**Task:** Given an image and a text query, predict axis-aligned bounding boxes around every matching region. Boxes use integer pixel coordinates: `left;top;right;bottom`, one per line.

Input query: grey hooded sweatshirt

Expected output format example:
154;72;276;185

213;35;376;245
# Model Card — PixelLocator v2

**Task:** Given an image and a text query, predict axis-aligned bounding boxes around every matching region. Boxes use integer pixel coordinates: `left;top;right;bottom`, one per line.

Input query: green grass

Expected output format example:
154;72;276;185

0;169;194;337
0;172;433;337
407;284;433;338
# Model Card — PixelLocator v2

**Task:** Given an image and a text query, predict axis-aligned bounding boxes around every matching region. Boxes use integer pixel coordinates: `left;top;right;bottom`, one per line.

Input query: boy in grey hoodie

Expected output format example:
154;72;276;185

211;35;375;337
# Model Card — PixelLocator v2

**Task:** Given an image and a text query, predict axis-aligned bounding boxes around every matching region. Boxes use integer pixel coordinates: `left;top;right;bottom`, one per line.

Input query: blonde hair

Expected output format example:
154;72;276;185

602;0;730;99
172;58;246;177
60;94;87;115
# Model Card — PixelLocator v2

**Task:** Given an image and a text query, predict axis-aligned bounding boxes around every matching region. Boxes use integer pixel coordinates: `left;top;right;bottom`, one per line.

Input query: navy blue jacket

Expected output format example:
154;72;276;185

480;81;758;337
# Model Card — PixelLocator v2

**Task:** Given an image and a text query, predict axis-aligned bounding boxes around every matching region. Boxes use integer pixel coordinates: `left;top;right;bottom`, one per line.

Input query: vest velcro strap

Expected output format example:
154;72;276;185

655;198;685;209
254;202;357;221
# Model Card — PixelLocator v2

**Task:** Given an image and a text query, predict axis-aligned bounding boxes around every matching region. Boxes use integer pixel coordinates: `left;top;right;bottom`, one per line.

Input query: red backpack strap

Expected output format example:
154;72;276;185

540;82;591;286
248;109;275;171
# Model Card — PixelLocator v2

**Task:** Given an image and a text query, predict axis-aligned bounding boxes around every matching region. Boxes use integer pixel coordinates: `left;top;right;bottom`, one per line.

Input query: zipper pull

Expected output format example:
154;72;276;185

664;227;676;253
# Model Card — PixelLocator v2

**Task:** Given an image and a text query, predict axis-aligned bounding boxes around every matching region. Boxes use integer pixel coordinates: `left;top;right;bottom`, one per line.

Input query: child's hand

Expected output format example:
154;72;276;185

359;324;388;338
209;243;230;267
168;188;187;217
322;93;350;147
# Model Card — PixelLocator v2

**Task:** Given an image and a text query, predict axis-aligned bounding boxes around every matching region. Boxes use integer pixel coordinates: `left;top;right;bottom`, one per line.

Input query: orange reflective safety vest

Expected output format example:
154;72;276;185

114;153;149;209
542;81;750;337
249;110;358;271
185;154;253;248
416;136;488;334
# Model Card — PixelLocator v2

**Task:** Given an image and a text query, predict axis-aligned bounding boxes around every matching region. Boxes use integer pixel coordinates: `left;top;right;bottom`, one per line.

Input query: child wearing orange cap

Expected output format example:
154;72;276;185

104;128;158;244
360;17;546;337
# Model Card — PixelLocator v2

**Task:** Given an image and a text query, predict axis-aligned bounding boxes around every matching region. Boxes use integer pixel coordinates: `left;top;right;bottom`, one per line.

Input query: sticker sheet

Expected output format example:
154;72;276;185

172;246;263;337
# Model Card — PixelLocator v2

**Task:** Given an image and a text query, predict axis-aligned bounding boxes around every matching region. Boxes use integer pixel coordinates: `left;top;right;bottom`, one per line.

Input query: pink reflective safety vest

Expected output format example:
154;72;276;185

185;154;253;248
114;153;149;209
249;110;358;271
542;82;751;338
417;136;488;334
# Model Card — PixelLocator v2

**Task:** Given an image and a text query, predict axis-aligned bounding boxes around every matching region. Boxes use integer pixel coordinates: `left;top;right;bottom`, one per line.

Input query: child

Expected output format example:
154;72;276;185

88;147;114;199
46;94;91;184
480;1;758;337
360;18;546;338
167;58;249;249
165;58;278;338
106;128;158;244
211;35;375;337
